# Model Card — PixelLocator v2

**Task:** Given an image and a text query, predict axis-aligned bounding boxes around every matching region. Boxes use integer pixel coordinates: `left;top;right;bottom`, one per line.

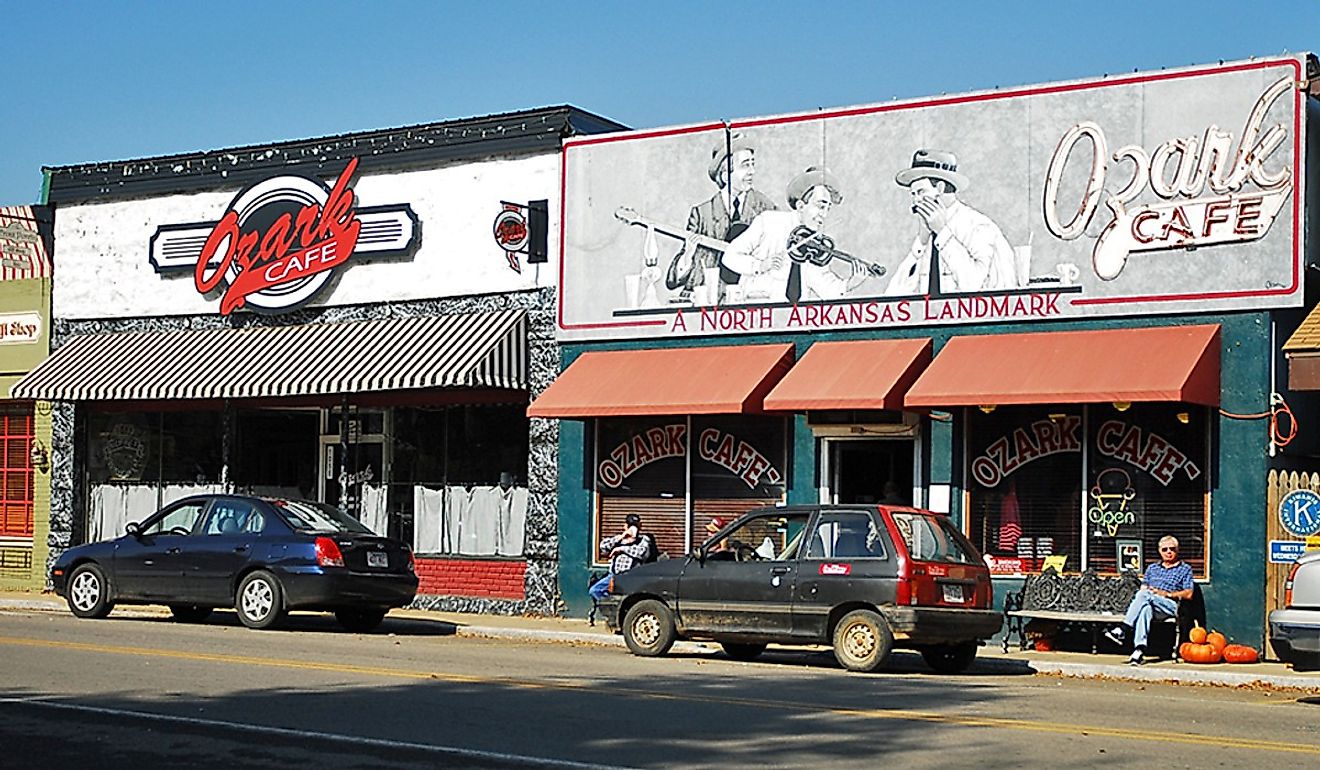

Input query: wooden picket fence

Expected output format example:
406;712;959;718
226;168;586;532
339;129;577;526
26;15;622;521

1265;470;1320;652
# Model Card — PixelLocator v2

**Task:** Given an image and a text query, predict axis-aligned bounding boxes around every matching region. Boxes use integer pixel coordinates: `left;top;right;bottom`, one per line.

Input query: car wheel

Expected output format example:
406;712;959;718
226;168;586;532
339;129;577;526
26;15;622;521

66;564;114;619
235;571;286;630
168;604;213;623
622;599;676;657
921;641;978;674
720;642;767;661
832;609;894;672
335;608;387;633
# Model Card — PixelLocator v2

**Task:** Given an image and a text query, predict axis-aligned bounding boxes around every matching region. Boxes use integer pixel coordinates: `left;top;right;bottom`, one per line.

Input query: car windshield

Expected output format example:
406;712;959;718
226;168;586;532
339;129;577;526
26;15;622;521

271;500;374;534
889;512;977;564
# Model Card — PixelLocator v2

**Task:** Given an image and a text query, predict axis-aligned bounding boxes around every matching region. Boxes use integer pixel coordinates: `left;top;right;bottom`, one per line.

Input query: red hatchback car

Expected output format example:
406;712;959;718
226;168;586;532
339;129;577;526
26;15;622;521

601;505;1002;673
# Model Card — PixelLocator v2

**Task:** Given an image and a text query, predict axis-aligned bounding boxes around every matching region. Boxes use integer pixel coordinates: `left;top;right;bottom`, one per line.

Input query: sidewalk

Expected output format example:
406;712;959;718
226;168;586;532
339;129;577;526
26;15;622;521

5;590;1317;691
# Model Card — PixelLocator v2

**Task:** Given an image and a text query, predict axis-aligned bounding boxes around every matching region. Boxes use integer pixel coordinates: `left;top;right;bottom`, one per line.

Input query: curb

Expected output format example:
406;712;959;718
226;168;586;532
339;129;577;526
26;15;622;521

6;597;1315;690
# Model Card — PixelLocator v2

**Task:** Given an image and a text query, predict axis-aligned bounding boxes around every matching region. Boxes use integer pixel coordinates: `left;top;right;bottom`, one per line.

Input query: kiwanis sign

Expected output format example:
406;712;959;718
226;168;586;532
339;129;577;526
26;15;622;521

150;158;419;315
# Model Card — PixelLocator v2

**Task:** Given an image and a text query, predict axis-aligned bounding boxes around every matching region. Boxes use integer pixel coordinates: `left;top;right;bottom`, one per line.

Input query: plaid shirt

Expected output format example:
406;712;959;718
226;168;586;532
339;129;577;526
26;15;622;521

1143;560;1193;594
600;532;651;574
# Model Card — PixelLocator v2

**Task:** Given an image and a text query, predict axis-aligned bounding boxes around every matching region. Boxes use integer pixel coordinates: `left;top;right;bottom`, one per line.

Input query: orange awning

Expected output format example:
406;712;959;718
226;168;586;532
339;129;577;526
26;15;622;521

762;338;932;411
905;325;1221;408
527;343;794;418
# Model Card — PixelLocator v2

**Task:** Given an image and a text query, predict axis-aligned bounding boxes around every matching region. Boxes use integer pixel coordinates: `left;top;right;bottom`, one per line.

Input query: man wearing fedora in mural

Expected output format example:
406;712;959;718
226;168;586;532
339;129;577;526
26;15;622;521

884;149;1019;296
720;166;865;304
665;132;778;300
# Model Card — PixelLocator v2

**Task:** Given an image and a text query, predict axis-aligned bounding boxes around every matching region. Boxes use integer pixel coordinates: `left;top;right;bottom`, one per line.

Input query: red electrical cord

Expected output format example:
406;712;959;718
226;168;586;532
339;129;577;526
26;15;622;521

1219;394;1297;449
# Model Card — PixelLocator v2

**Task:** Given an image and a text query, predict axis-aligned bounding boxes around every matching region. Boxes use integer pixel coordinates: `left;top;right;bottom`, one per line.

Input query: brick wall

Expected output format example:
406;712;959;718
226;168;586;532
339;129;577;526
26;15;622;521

415;557;526;600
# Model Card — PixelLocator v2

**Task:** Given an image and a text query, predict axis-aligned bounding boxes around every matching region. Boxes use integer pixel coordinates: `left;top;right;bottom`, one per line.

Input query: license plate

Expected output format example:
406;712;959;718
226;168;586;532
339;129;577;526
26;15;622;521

367;551;388;568
942;584;964;603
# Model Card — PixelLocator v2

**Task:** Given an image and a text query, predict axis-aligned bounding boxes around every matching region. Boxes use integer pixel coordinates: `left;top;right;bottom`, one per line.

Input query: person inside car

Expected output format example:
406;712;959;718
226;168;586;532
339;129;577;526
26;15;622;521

704;516;737;560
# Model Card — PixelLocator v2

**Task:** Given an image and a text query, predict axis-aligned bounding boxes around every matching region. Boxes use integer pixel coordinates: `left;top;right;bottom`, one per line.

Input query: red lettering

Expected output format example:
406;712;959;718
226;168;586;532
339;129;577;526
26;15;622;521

1202;199;1231;236
1131;209;1160;244
1235;196;1263;235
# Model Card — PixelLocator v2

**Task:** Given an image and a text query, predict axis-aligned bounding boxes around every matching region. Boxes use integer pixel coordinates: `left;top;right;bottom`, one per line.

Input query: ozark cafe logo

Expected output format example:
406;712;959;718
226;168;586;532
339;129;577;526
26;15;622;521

148;158;419;315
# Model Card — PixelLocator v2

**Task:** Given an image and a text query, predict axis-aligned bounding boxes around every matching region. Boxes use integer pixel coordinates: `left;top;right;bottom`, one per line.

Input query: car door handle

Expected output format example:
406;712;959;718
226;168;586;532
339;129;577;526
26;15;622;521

771;566;791;575
166;548;181;555
232;545;249;553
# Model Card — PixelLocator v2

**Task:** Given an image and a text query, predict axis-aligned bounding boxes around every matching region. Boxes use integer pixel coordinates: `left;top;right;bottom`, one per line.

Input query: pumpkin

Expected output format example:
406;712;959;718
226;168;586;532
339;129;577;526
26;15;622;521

1223;644;1259;664
1188;625;1207;644
1206;630;1228;652
1180;642;1223;664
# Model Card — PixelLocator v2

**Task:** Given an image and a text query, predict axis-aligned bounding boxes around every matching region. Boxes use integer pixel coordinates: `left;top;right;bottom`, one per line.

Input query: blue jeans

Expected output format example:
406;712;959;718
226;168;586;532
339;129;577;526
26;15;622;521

589;573;614;601
1124;589;1179;649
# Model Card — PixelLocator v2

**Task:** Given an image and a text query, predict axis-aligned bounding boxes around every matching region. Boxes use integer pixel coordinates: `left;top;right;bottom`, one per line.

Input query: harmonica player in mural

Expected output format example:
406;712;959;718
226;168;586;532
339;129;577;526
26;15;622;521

720;167;879;304
663;132;778;301
884;150;1020;296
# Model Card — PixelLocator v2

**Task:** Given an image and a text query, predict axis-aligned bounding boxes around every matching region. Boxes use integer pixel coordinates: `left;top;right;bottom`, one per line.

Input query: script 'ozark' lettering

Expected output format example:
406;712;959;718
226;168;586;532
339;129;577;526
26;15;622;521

195;158;363;315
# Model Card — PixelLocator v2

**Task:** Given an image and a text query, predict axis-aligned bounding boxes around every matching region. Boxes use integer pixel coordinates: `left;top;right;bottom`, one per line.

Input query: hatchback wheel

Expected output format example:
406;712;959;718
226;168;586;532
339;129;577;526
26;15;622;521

236;571;285;629
66;564;114;619
832;609;894;672
920;641;978;674
335;608;387;633
622;599;676;657
169;604;213;623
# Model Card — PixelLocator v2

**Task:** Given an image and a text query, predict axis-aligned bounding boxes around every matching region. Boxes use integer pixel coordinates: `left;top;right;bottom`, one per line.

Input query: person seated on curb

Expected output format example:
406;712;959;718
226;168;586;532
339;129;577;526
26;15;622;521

1104;535;1194;666
588;514;653;601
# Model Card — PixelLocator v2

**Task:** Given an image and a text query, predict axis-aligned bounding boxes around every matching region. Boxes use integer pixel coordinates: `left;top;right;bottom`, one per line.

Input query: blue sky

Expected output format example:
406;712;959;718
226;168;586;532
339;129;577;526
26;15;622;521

4;1;1317;204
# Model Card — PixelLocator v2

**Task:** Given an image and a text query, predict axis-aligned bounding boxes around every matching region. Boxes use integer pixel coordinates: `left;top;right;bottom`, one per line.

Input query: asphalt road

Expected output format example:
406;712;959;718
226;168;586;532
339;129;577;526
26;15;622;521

2;607;1319;769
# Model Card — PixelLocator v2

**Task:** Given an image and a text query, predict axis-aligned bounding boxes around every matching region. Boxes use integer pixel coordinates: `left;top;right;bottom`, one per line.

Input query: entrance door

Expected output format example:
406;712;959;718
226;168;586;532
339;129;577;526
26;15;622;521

319;408;390;535
825;438;916;506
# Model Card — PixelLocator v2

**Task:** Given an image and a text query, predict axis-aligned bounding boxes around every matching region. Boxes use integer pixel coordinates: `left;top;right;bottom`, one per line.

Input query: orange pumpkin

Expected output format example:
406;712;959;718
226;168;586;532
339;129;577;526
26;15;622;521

1188;625;1207;644
1223;644;1259;664
1206;631;1228;652
1181;642;1223;664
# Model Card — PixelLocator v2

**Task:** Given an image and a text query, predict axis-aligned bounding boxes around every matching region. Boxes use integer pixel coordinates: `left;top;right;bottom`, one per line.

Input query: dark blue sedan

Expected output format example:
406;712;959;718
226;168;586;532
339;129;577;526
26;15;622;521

51;494;418;631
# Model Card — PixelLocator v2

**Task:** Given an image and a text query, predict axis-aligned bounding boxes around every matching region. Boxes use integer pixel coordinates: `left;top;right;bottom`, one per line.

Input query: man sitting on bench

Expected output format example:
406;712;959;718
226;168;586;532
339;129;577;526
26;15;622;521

1104;535;1194;666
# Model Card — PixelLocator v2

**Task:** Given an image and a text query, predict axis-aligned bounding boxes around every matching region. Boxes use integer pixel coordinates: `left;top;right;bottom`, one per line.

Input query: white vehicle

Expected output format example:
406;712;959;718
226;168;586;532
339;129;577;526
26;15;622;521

1269;550;1320;671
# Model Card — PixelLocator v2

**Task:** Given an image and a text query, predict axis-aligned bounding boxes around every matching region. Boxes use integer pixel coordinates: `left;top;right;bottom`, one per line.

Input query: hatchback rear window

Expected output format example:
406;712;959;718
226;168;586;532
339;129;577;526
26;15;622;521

890;512;977;564
272;500;373;534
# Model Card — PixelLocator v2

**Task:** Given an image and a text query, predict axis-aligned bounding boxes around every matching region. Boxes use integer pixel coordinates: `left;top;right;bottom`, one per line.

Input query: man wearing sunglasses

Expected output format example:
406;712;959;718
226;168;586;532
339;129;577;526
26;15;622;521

1104;535;1194;665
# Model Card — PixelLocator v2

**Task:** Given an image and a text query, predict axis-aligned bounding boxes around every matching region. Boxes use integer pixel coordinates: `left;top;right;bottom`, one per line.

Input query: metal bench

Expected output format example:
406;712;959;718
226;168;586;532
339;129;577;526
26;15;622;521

1002;568;1185;658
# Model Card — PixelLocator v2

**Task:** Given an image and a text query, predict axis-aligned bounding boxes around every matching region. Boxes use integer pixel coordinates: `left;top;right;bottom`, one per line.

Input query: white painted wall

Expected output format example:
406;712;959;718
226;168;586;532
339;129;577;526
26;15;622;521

53;152;560;320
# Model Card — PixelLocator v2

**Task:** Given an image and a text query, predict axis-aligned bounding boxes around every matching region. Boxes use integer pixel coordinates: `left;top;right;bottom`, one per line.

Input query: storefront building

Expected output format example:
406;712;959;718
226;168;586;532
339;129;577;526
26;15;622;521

19;107;625;613
533;55;1319;648
0;205;53;591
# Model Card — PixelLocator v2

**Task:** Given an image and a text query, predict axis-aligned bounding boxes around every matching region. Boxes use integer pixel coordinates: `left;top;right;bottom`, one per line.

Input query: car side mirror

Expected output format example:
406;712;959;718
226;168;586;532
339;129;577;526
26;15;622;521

125;522;142;538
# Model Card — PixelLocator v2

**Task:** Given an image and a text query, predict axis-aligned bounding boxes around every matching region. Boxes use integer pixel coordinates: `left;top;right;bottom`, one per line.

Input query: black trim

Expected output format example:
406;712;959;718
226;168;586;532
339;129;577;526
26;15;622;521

45;106;627;205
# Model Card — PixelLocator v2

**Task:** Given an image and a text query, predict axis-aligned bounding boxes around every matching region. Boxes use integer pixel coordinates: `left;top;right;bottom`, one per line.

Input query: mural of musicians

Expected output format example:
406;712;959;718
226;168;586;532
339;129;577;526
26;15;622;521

665;132;778;300
884;149;1020;296
720;167;868;304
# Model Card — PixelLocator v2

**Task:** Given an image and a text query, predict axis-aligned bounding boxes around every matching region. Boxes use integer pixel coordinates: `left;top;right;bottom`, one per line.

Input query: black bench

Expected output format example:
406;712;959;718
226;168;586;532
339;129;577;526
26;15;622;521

1002;568;1192;658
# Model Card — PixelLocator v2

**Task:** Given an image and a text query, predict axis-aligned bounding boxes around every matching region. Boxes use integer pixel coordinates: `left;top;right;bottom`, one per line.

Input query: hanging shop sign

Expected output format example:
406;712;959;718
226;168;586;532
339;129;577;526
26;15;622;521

149;158;419;315
558;56;1306;341
493;199;548;274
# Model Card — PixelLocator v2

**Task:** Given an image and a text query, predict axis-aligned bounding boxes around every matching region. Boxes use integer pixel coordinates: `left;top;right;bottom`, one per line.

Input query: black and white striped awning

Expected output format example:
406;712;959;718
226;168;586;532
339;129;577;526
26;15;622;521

12;308;527;402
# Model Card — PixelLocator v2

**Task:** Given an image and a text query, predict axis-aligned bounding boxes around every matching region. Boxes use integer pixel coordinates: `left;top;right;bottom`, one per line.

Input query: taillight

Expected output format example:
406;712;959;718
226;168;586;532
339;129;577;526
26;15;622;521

315;537;345;568
1285;562;1301;606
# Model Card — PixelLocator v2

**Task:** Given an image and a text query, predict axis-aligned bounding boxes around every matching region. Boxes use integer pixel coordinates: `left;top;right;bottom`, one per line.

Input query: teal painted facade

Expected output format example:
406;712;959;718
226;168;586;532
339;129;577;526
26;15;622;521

555;310;1277;648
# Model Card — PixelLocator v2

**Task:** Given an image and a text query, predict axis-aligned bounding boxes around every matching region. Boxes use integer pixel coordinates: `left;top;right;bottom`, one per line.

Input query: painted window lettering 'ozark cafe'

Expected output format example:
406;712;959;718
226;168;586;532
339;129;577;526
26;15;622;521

593;416;787;563
967;405;1209;578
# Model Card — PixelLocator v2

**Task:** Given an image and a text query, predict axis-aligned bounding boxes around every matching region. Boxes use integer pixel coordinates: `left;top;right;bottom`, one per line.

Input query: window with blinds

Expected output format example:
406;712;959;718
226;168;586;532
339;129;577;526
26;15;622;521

966;404;1208;578
0;405;34;539
593;415;787;566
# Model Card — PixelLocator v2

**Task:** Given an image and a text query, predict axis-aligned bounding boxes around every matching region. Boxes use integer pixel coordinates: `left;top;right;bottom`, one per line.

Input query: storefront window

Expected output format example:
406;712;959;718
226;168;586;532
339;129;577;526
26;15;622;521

0;405;34;539
392;405;529;558
593;415;787;565
966;405;1208;578
84;410;225;541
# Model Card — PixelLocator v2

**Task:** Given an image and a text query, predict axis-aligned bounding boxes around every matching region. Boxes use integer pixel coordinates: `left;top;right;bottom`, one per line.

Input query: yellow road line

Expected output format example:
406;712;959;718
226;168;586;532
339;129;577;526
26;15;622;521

3;634;1316;756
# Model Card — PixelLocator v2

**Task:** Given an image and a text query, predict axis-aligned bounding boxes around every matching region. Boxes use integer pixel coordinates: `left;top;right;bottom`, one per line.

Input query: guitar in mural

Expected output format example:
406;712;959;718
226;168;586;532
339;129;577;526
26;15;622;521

614;207;885;295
